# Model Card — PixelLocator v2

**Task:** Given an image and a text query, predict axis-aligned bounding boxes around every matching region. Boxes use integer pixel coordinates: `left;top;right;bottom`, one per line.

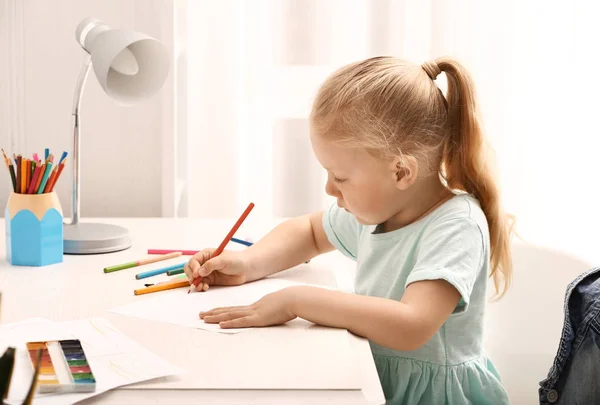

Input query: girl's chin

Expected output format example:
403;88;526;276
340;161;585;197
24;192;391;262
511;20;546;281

353;214;374;225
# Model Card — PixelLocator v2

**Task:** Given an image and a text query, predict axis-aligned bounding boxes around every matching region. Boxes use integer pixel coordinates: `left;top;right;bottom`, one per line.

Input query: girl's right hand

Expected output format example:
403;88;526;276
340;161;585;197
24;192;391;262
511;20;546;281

184;249;250;292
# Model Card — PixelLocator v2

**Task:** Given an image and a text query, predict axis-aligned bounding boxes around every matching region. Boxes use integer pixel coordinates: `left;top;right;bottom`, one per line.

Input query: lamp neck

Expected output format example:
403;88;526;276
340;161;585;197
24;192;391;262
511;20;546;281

65;54;92;226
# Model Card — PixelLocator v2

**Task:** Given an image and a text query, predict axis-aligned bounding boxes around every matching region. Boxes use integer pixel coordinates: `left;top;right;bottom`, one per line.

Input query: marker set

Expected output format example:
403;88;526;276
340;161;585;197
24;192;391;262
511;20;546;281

26;339;96;393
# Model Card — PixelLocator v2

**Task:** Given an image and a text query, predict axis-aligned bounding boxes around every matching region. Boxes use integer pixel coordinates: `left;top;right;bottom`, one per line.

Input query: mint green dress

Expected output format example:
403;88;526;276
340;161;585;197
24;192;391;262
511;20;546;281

322;194;510;405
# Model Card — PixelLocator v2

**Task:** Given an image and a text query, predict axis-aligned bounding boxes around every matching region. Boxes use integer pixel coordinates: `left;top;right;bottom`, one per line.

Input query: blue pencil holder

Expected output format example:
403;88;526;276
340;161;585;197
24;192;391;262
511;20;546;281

5;191;64;266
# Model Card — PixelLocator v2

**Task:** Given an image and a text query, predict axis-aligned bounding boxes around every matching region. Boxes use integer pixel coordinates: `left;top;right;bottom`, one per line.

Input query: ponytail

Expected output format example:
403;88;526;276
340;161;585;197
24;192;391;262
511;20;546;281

436;57;514;298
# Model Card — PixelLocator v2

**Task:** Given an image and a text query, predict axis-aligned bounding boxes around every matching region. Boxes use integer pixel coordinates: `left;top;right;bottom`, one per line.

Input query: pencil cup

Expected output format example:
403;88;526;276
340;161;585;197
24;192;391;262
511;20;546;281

5;191;63;266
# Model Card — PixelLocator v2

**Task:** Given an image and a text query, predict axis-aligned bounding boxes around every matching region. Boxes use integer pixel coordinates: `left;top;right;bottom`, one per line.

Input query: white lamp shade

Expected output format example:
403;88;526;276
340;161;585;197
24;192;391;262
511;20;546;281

76;19;169;106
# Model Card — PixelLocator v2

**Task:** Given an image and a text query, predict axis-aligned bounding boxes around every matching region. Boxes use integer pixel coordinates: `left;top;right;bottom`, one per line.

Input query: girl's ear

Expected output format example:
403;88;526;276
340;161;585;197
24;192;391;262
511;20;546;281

391;155;419;190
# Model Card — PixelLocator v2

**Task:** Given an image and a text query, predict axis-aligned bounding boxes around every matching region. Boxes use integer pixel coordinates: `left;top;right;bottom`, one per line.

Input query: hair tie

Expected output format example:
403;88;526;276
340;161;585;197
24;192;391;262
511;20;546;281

421;61;441;80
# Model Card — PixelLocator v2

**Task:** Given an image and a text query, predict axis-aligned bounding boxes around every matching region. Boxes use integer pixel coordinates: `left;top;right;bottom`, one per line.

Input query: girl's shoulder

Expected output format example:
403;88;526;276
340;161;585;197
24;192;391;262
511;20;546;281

428;192;488;231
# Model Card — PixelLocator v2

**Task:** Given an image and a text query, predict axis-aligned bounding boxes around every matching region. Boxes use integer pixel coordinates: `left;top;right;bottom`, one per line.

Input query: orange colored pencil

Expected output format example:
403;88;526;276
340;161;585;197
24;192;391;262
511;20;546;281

20;157;26;194
33;164;45;193
43;167;57;193
134;279;189;296
188;202;255;293
25;159;32;193
48;162;65;192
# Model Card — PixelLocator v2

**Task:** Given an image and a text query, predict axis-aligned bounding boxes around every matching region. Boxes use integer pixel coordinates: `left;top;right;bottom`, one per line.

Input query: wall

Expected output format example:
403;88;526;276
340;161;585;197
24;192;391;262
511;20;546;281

0;0;174;218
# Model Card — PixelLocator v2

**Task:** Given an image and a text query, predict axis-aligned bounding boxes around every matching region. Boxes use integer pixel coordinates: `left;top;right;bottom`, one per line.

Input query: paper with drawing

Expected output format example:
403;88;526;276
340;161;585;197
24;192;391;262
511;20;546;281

0;317;183;405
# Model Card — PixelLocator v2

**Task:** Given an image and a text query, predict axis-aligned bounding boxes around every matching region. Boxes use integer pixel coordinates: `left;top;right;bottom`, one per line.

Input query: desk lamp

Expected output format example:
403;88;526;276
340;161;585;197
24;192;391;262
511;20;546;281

63;18;169;254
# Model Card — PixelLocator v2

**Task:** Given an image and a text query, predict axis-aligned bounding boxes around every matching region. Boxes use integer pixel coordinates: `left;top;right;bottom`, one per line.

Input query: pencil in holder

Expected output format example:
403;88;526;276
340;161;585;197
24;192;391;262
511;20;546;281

5;191;63;266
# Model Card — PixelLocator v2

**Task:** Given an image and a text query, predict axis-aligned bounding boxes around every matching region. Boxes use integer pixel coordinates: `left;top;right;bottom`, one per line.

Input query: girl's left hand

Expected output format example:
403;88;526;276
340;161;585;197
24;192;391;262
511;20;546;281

200;287;297;329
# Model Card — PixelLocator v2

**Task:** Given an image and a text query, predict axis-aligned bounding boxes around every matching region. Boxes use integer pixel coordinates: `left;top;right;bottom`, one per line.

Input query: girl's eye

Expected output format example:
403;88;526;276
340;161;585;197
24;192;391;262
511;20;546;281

333;177;347;184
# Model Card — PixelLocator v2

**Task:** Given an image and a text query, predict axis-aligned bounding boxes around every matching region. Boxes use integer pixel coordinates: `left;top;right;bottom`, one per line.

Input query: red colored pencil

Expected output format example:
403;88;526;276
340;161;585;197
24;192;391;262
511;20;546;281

48;162;65;192
25;159;31;193
43;167;57;193
33;163;45;193
188;202;255;293
27;165;43;194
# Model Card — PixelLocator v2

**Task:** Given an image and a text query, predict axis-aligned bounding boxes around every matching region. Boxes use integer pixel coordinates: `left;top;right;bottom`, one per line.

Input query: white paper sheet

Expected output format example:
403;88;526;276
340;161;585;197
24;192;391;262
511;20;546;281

108;278;308;333
0;317;184;405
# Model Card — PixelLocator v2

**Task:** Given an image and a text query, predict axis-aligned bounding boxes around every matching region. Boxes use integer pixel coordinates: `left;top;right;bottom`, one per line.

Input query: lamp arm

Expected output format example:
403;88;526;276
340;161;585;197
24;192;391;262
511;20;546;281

64;53;92;226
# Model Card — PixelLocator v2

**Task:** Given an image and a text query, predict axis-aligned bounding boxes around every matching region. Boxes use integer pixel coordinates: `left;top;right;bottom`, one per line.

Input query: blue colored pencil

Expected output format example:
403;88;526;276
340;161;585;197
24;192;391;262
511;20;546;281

229;237;310;263
44;148;49;160
135;262;186;280
58;151;68;165
231;237;252;247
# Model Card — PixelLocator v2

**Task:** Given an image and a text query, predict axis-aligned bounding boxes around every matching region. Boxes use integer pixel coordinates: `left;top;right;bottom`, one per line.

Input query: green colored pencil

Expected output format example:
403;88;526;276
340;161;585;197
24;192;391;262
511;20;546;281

166;268;184;276
104;252;183;273
36;162;53;194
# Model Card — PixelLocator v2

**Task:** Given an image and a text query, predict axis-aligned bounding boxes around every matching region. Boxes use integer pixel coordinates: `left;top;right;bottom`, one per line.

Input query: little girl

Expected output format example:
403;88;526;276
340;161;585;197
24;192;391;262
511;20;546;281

184;56;513;405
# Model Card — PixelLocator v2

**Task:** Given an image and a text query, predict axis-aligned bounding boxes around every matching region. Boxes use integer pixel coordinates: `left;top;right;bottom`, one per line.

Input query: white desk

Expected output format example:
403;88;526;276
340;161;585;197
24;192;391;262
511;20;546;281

0;218;385;405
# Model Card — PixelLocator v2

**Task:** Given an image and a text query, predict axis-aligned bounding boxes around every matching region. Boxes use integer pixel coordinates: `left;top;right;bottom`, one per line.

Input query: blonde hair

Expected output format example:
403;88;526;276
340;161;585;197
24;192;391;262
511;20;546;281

310;56;514;298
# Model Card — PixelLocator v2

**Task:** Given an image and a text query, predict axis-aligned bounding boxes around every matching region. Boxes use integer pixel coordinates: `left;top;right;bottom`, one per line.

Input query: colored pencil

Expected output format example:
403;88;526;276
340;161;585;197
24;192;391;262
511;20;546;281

167;268;184;276
8;163;16;192
37;162;53;194
25;158;31;193
34;163;45;193
231;237;252;247
22;349;41;405
1;149;16;192
104;251;183;274
44;148;49;161
134;279;189;296
135;262;185;279
148;249;199;255
144;274;187;287
27;165;43;194
147;237;253;256
20;157;27;194
58;151;68;165
43;167;58;193
48;161;66;192
189;202;255;293
16;156;21;193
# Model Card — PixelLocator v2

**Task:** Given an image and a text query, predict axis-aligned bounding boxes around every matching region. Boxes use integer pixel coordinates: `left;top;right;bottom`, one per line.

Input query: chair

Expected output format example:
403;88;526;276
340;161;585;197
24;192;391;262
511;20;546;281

484;241;593;405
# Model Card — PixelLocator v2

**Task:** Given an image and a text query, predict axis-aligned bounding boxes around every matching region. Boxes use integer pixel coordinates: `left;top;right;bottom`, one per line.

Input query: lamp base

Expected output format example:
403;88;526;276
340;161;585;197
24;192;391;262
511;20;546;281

63;223;131;254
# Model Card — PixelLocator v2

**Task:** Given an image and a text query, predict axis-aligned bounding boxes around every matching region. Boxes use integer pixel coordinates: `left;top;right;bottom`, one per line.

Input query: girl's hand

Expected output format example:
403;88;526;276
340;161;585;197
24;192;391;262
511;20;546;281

199;287;297;329
184;249;250;292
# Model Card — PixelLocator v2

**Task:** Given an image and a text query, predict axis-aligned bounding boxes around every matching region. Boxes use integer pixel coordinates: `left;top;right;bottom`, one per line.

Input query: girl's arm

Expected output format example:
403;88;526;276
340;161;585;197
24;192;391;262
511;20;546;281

244;211;334;282
203;278;461;351
288;280;461;351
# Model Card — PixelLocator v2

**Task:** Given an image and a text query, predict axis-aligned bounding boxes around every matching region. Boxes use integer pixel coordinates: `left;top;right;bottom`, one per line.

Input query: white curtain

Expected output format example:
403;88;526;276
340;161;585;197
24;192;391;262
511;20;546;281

175;0;600;262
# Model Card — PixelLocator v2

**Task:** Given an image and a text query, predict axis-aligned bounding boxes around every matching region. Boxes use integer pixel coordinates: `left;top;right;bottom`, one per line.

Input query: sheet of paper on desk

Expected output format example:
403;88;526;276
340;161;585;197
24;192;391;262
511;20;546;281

0;317;183;405
108;278;312;334
109;278;362;390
